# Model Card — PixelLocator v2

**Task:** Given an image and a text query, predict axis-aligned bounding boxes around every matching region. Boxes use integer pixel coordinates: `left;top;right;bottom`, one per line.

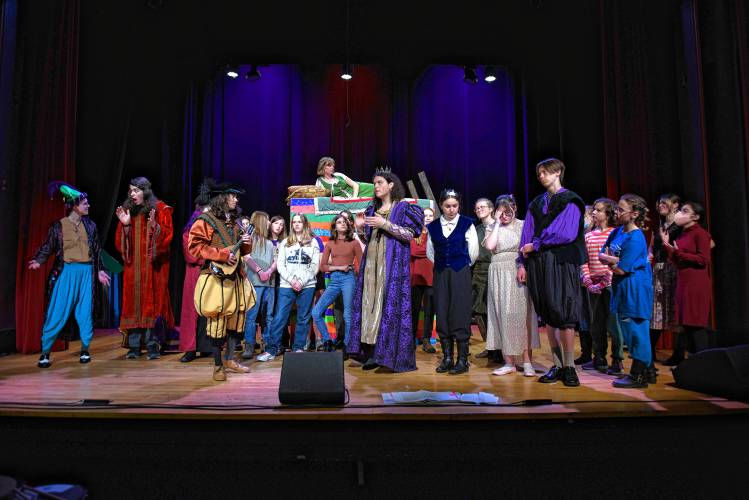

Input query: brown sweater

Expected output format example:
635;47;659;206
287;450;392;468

320;238;362;273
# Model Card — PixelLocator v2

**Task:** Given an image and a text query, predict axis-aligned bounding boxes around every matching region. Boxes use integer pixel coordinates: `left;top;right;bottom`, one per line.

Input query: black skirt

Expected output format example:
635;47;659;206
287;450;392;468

526;251;582;329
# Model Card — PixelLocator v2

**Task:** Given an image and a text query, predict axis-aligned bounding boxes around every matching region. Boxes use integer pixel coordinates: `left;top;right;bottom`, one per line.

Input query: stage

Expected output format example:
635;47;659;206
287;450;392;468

1;329;747;421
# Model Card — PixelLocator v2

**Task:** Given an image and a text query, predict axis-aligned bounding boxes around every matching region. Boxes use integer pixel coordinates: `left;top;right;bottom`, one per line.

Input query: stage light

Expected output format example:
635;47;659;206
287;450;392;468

245;65;261;81
341;63;352;80
484;65;497;82
463;65;478;84
226;66;239;79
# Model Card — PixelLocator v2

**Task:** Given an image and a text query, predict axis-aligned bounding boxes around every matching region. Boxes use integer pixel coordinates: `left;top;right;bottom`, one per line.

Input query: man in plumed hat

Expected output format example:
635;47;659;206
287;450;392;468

187;179;255;381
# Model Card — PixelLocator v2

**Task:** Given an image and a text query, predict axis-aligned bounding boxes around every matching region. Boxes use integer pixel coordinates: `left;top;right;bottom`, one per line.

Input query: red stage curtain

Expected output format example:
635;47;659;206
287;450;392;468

14;0;79;353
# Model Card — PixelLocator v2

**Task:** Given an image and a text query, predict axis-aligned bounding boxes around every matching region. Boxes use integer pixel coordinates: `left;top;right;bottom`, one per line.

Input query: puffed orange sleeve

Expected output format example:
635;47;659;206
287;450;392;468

188;219;232;263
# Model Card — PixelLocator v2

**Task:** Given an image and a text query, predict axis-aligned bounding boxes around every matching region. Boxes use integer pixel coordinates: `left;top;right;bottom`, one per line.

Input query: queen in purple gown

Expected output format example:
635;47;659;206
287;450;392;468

347;169;424;372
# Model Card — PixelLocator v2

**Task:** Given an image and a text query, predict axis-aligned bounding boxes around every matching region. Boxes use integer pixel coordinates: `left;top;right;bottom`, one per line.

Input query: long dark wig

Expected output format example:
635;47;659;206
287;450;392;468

121;176;159;216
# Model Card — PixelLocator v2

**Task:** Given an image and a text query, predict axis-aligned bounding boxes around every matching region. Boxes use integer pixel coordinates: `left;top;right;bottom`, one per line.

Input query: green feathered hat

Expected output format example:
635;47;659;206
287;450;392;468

48;181;87;205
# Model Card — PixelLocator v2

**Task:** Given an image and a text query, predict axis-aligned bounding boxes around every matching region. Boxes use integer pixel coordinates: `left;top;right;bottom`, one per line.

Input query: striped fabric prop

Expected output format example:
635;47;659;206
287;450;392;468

290;197;434;243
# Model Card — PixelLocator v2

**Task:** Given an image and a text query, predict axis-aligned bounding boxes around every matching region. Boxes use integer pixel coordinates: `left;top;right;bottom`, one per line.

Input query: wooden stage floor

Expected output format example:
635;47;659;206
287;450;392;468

1;329;747;421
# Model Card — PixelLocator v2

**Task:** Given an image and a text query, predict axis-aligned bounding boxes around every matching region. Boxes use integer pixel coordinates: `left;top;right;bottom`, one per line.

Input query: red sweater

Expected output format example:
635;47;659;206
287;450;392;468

410;232;433;286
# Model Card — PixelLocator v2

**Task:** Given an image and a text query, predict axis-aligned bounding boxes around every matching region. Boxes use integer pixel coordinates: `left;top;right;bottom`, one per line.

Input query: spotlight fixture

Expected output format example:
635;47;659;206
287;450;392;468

341;62;352;80
484;65;497;83
225;65;239;79
245;65;261;81
463;65;478;84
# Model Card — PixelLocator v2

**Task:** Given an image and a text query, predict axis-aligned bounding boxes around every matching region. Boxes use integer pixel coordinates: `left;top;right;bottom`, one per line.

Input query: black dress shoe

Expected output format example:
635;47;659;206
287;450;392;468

180;351;197;363
323;340;334;352
606;359;623;375
538;365;562;383
561;366;580;387
661;355;684;367
362;358;379;370
574;354;592;365
38;353;51;368
79;351;91;364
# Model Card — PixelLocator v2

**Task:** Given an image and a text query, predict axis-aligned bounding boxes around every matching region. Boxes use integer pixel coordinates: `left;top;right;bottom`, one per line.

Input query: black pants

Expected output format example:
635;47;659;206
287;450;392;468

433;267;472;342
411;285;434;341
589;287;614;359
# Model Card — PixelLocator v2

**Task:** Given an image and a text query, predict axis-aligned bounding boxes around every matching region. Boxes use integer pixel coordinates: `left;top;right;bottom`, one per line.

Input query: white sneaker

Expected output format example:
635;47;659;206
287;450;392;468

523;363;535;377
256;352;275;362
294;349;304;353
492;365;516;376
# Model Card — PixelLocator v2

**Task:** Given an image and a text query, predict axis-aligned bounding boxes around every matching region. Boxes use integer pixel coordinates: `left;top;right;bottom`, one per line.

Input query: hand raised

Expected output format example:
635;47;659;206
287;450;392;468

115;206;131;226
28;260;40;270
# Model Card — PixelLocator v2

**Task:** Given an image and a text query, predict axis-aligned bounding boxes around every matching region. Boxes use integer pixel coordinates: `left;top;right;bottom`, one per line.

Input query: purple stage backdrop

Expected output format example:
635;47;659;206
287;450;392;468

183;64;526;220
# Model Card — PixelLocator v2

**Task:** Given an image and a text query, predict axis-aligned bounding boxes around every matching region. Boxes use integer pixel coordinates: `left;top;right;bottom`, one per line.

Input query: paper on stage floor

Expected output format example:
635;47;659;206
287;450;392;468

381;390;500;405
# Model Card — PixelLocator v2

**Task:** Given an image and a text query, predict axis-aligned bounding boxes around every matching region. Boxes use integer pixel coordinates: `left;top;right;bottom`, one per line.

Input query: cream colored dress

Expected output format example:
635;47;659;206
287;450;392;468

485;219;540;355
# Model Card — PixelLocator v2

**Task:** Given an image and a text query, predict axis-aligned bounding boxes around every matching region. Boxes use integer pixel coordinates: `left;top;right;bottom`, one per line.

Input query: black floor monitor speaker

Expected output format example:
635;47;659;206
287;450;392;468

672;344;749;400
278;351;345;405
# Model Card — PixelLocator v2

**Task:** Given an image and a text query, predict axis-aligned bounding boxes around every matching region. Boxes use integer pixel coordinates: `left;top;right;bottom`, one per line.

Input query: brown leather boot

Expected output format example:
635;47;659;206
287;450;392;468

224;359;250;373
213;365;227;381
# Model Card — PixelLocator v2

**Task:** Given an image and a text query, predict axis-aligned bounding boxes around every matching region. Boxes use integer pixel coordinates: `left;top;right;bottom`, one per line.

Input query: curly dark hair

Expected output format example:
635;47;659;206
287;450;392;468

207;193;241;222
372;170;406;210
121;177;158;216
620;193;650;229
592;197;617;228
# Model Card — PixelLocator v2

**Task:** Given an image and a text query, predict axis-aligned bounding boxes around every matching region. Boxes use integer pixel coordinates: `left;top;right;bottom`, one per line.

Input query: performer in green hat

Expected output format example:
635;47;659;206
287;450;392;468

28;182;111;368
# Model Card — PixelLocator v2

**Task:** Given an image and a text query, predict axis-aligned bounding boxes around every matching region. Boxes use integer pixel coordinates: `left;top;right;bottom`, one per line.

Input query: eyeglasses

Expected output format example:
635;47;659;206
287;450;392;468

614;207;632;215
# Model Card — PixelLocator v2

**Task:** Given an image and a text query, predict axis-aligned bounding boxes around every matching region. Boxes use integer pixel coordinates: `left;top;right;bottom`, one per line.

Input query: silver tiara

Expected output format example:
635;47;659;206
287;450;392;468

374;165;391;175
444;189;458;197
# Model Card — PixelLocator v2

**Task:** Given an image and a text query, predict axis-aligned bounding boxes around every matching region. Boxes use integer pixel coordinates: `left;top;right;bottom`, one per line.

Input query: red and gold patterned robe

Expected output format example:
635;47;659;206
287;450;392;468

115;200;174;330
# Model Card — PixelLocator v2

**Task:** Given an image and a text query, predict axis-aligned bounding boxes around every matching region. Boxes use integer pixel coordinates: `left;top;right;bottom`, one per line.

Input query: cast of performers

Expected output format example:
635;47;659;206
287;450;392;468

518;158;586;387
599;194;654;388
427;188;479;375
472;197;497;361
314;156;374;199
115;177;174;360
483;195;539;377
178;200;211;363
650;193;684;365
30;182;111;368
311;214;363;352
347;168;424;372
241;211;278;360
410;207;436;353
579;198;624;374
187;179;254;381
257;213;320;361
662;201;713;359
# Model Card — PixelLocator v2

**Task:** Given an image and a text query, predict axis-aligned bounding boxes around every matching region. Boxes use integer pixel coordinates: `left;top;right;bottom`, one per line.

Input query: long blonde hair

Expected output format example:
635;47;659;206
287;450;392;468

249;211;269;247
286;213;314;247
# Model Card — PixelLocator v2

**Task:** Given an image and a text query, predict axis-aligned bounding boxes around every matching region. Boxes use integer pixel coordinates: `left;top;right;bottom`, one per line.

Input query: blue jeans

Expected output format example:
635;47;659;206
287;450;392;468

243;286;275;346
267;287;315;355
312;270;355;344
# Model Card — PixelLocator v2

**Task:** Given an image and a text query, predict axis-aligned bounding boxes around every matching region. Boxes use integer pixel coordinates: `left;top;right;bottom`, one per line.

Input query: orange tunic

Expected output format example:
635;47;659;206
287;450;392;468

115;200;174;330
187;217;252;267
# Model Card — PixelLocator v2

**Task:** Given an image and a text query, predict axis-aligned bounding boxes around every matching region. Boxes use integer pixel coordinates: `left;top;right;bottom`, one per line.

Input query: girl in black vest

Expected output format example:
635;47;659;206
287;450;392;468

427;189;479;374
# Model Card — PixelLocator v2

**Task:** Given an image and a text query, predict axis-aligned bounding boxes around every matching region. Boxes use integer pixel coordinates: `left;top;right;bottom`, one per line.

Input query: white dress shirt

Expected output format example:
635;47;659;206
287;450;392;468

426;215;479;265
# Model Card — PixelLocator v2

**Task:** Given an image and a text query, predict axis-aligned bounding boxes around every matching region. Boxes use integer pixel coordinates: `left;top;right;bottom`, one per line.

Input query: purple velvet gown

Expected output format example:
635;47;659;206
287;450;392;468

347;201;424;372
